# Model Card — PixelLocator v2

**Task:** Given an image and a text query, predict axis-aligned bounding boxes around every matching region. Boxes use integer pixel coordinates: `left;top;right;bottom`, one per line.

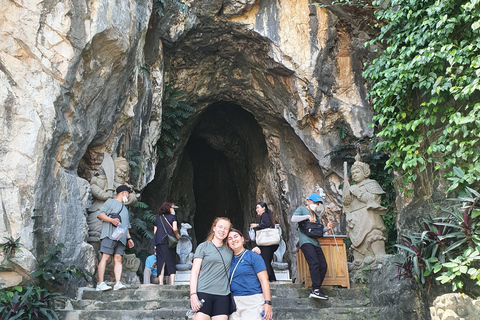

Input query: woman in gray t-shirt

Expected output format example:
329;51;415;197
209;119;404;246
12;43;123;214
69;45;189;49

190;217;233;320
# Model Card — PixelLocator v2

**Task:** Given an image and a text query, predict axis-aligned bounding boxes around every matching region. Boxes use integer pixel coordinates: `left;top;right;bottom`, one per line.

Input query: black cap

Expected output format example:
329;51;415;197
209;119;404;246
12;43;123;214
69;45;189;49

116;185;132;194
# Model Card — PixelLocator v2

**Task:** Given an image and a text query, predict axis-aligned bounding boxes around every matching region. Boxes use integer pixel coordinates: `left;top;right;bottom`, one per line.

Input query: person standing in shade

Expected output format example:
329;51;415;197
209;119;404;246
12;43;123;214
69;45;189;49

153;202;178;285
250;202;278;282
96;185;135;291
190;217;233;320
227;228;273;320
291;193;333;300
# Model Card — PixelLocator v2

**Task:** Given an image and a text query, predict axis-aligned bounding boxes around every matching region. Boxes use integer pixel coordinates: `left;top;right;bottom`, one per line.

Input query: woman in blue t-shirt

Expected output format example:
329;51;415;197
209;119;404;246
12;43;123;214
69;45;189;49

227;229;273;320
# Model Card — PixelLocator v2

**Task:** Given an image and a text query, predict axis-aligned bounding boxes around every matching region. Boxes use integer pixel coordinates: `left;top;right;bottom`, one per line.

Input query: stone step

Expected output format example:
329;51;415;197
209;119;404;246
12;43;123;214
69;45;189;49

58;283;378;320
68;294;371;311
77;283;365;301
58;306;381;320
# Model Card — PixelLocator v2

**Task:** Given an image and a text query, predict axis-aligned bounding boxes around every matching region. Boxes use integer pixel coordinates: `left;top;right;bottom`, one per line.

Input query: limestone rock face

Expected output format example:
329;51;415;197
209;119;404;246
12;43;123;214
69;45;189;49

147;0;375;279
1;0;376;293
0;0;154;285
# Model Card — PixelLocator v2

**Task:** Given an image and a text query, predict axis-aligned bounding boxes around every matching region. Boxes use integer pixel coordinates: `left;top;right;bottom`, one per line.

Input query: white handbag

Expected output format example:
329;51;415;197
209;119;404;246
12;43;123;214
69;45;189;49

255;228;280;246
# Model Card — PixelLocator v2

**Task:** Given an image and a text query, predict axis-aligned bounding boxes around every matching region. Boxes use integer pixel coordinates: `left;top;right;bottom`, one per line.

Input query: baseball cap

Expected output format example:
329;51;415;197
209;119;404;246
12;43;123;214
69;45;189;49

116;185;132;194
308;193;323;203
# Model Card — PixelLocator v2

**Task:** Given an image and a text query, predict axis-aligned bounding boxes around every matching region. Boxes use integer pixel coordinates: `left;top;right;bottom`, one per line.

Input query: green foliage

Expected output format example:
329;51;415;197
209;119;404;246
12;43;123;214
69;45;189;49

157;85;194;159
128;201;156;244
126;149;145;179
364;0;480;192
0;236;22;263
153;0;188;17
395;186;480;293
0;284;64;320
31;243;92;292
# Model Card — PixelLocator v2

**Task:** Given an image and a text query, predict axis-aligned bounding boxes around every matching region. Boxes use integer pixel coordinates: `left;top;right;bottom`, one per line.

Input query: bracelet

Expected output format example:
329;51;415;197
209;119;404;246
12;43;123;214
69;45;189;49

190;292;197;296
127;238;132;241
264;300;272;305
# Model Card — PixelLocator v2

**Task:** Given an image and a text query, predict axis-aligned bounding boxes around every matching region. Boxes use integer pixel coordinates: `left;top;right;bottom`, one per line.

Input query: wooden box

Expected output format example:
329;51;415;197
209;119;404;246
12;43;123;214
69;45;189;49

296;235;350;289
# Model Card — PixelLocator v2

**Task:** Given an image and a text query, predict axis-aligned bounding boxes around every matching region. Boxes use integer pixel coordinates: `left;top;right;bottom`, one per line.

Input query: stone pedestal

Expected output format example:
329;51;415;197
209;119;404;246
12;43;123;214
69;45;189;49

273;269;291;282
174;270;191;285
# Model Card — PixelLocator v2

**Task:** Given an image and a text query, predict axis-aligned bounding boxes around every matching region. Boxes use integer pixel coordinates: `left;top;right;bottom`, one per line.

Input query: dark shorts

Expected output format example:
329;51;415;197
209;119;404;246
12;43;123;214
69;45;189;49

100;238;126;256
197;292;230;317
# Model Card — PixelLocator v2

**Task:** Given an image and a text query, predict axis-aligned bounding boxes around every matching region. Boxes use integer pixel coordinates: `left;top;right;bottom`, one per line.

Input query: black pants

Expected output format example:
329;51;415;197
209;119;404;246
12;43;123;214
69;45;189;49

258;244;279;282
300;243;327;290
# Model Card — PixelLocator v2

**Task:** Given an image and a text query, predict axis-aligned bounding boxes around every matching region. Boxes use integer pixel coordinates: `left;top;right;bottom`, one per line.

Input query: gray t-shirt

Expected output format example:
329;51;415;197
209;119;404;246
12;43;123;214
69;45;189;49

194;241;233;296
97;199;131;246
293;206;320;247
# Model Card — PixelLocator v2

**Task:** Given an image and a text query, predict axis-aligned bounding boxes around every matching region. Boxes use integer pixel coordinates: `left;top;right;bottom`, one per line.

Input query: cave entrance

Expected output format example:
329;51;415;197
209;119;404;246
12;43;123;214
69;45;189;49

149;102;269;244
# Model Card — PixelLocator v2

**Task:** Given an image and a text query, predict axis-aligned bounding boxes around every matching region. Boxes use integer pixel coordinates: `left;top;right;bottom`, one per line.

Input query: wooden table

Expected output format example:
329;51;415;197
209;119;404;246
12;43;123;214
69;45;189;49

296;235;350;288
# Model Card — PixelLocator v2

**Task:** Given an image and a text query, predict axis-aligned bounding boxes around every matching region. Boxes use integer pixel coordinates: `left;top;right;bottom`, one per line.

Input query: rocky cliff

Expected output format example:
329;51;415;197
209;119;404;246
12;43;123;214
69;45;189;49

0;0;378;292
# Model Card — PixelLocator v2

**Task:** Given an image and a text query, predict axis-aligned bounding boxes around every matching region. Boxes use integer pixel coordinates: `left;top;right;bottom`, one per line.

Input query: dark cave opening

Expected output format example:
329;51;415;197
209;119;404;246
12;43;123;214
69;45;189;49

186;134;243;242
144;102;269;245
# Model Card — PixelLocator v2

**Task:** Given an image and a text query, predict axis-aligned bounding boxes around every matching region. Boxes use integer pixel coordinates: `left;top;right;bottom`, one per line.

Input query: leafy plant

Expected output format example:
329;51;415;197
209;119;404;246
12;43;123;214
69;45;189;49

395;186;480;293
128;201;156;242
31;243;92;292
0;284;64;320
157;85;194;159
0;236;22;263
126;149;145;179
364;0;480;192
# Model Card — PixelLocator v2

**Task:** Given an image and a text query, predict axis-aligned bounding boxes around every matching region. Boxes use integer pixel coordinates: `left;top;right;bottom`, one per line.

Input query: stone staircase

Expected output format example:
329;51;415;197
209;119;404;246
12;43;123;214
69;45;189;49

58;283;381;320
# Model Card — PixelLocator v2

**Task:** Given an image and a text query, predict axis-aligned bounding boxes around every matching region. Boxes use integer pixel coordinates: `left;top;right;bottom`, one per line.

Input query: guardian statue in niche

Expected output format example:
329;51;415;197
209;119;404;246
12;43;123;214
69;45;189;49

87;153;138;251
343;154;388;269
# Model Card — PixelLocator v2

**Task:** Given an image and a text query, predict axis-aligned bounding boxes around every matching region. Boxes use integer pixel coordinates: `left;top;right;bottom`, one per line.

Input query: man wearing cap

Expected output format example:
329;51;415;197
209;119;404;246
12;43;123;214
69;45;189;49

95;185;135;291
291;192;333;300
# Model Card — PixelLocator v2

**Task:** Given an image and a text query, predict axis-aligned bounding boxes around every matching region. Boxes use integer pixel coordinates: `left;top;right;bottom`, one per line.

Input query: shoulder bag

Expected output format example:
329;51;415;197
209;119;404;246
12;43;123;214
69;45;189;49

255;228;280;246
212;242;237;315
160;216;178;249
299;220;324;238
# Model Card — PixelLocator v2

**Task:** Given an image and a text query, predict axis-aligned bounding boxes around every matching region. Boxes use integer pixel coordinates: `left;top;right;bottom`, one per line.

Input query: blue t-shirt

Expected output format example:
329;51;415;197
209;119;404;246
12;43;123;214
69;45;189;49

229;250;266;296
145;254;157;277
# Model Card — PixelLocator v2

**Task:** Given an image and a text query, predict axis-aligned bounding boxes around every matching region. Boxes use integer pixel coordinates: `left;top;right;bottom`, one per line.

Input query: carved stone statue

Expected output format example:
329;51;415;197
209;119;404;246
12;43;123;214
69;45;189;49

343;154;387;268
87;153;138;251
272;224;288;270
431;293;480;320
176;223;194;271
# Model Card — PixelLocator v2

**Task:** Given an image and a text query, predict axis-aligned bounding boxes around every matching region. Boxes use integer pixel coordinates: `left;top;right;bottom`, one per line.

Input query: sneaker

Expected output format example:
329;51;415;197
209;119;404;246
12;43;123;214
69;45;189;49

96;282;112;291
309;290;328;300
113;282;126;290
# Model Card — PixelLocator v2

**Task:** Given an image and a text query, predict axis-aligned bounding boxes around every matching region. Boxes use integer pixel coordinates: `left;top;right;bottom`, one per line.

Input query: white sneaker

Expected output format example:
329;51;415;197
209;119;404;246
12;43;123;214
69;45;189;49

96;282;112;291
113;282;126;290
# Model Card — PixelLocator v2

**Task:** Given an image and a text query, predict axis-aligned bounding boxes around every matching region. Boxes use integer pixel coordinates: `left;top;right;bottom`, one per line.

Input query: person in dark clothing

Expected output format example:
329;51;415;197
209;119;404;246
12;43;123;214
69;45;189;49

153;202;179;285
250;202;278;282
291;193;333;300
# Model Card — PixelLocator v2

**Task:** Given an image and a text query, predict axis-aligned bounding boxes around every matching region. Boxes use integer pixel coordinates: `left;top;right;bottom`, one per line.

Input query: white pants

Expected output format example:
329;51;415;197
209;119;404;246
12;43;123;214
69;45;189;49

229;293;264;320
143;268;159;284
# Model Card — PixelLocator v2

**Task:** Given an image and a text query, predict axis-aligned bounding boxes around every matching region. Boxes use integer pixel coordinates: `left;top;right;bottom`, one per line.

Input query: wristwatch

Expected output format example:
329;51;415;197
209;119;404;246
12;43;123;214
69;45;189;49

264;300;272;305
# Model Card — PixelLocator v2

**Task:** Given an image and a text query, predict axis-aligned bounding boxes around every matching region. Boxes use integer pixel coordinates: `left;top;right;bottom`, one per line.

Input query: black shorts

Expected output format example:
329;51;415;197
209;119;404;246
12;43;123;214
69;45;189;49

197;292;230;317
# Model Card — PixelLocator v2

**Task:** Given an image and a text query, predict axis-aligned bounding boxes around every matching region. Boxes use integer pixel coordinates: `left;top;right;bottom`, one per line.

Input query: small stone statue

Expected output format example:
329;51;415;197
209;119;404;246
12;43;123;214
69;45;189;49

272;225;288;270
343;154;387;268
176;223;193;271
431;293;480;320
